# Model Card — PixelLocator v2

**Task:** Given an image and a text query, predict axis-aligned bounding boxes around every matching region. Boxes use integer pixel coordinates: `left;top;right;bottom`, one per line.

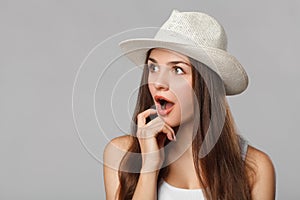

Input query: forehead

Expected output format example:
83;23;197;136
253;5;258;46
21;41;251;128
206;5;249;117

147;48;191;64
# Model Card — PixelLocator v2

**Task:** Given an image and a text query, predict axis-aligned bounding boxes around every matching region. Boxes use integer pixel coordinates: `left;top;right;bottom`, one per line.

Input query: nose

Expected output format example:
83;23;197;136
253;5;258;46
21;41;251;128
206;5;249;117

153;72;169;90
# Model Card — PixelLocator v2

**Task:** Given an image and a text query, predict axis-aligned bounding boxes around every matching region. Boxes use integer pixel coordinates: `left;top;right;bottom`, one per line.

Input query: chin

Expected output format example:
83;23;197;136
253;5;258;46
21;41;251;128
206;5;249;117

159;115;181;127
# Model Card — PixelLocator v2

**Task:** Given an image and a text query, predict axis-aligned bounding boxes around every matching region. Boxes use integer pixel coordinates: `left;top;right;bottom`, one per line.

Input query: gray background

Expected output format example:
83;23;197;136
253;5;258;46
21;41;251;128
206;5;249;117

1;0;299;199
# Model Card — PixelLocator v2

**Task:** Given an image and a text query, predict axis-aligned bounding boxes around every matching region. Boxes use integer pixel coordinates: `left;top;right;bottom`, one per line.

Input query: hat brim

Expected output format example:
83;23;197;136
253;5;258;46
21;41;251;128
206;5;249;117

119;38;248;95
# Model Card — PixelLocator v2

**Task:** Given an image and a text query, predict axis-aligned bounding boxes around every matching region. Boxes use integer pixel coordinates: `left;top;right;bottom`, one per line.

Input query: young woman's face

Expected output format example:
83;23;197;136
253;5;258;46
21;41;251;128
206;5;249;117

147;48;195;127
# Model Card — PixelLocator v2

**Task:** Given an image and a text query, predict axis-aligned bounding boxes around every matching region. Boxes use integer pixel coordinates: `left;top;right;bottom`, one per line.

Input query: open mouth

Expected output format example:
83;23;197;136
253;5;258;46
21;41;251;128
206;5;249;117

154;95;175;115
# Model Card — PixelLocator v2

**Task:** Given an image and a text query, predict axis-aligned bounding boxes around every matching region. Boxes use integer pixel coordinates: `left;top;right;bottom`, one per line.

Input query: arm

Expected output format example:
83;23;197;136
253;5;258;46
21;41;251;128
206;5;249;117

104;139;160;200
103;162;120;200
132;171;159;200
132;109;175;200
247;146;276;200
103;135;132;200
103;109;175;200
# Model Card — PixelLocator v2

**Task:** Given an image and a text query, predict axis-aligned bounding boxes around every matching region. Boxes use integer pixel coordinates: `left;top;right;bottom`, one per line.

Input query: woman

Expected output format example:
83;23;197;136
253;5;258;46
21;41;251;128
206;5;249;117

103;10;276;200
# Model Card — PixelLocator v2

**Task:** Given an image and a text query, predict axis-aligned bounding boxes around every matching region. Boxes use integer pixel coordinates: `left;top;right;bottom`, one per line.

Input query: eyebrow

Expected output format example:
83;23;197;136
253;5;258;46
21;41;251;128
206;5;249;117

147;57;191;67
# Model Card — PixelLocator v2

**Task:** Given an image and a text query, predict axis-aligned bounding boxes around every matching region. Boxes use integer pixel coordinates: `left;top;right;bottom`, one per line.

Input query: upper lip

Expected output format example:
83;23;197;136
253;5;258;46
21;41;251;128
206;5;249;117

154;95;174;104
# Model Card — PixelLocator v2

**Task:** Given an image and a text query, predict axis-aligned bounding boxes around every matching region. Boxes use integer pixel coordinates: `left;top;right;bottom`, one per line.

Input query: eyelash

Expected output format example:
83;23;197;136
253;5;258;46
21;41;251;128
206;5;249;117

147;63;185;74
148;63;159;72
174;66;184;74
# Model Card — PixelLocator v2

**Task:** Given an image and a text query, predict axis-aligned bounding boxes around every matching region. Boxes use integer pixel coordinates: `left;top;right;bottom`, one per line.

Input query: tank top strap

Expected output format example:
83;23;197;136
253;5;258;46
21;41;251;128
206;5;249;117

238;134;249;161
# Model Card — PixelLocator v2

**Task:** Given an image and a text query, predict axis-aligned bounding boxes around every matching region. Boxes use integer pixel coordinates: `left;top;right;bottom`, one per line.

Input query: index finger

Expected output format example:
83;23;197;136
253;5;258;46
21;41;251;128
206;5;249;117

137;108;157;127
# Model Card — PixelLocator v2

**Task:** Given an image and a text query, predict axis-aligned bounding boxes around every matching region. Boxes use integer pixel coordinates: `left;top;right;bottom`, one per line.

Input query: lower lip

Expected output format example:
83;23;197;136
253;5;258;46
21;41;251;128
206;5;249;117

156;103;175;116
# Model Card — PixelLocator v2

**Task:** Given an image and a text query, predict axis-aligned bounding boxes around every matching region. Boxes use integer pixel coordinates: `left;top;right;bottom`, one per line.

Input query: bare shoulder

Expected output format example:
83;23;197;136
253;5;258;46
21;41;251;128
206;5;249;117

103;134;134;169
245;145;276;200
246;145;276;174
246;145;274;165
103;134;134;200
107;134;134;149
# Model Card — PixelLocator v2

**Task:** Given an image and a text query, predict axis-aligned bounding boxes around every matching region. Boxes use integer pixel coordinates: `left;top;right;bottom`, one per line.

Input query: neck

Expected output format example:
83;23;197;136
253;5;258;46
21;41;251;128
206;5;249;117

163;119;204;189
166;118;196;161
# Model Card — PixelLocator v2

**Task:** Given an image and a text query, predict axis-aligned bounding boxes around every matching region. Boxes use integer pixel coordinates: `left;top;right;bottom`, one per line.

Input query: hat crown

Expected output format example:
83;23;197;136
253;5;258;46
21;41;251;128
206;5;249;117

118;9;249;95
155;10;228;50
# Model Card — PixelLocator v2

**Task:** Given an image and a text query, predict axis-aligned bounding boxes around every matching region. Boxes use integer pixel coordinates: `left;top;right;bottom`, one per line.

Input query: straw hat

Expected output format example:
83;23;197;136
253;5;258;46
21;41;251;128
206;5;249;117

119;9;248;95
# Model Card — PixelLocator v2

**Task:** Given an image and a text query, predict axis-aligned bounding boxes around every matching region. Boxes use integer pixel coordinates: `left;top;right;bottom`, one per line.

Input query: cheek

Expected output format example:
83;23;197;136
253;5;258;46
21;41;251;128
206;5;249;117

173;77;193;98
172;79;194;110
148;84;155;97
179;88;194;109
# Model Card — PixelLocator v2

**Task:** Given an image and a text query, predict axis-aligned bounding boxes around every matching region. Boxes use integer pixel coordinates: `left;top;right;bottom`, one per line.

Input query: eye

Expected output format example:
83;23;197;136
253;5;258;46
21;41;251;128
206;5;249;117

148;63;159;72
173;66;184;75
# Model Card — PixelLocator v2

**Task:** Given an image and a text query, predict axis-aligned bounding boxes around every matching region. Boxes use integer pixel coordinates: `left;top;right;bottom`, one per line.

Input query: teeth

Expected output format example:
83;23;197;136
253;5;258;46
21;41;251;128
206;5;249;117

162;102;166;110
159;99;167;110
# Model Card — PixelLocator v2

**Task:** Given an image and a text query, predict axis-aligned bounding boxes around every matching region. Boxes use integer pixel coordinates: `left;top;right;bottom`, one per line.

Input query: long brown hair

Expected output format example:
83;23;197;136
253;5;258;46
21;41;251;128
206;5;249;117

117;49;256;200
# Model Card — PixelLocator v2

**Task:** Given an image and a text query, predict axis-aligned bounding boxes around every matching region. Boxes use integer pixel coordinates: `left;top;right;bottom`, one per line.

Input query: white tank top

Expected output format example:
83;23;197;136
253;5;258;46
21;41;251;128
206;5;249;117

157;134;249;200
158;179;205;200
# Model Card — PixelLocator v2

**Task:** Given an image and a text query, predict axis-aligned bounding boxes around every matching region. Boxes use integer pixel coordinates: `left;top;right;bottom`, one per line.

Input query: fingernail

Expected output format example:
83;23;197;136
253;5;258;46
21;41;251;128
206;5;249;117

173;134;176;141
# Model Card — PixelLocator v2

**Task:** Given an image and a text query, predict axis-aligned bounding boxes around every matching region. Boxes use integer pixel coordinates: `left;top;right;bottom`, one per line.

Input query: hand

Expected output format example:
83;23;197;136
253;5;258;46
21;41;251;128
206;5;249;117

136;108;176;172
